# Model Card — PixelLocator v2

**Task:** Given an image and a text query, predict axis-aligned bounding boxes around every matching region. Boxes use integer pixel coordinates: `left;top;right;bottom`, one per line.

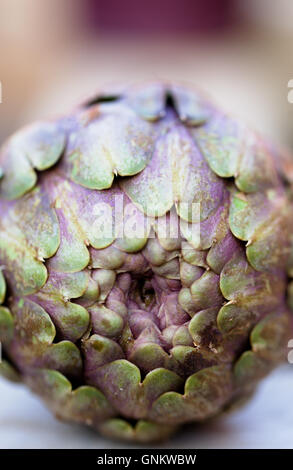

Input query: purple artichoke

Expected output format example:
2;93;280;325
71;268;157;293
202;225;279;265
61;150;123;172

0;82;292;443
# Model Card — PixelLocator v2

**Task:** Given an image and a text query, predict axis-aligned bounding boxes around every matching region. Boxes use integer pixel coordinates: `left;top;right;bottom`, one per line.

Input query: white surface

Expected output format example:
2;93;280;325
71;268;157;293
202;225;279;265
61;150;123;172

0;365;292;449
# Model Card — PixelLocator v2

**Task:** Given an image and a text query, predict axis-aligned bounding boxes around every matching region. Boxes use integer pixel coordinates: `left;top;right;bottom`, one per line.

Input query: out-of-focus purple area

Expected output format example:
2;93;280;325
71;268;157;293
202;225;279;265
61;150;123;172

85;0;234;33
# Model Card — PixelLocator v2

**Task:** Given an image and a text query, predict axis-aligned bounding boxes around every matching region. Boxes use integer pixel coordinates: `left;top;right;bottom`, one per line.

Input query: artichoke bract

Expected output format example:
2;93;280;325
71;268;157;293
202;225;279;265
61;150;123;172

0;82;293;443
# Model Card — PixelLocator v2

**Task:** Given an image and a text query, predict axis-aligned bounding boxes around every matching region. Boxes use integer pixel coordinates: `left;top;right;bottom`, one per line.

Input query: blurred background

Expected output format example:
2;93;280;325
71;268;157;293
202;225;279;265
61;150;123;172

0;0;293;149
0;0;293;449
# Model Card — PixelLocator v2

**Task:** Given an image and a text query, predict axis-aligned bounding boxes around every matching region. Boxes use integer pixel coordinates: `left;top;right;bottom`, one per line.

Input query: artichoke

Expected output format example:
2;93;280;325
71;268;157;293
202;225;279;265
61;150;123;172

0;82;293;443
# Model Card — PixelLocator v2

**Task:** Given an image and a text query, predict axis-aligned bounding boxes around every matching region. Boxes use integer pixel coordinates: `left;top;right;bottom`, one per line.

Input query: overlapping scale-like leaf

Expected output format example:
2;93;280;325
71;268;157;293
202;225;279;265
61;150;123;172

170;84;211;126
0;274;17;380
29;291;89;343
99;418;176;443
229;188;291;271
89;360;183;419
0;187;60;296
194;115;280;194
149;365;232;424
0;270;6;304
0;121;65;200
127;82;166;121
235;132;280;193
26;369;115;427
3;297;83;377
121;121;224;222
218;247;286;343
220;247;285;311
62;104;158;190
193;113;243;177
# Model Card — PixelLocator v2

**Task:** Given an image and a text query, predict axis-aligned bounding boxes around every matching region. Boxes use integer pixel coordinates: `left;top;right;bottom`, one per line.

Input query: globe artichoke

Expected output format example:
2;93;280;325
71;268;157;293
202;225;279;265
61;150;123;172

0;82;293;443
